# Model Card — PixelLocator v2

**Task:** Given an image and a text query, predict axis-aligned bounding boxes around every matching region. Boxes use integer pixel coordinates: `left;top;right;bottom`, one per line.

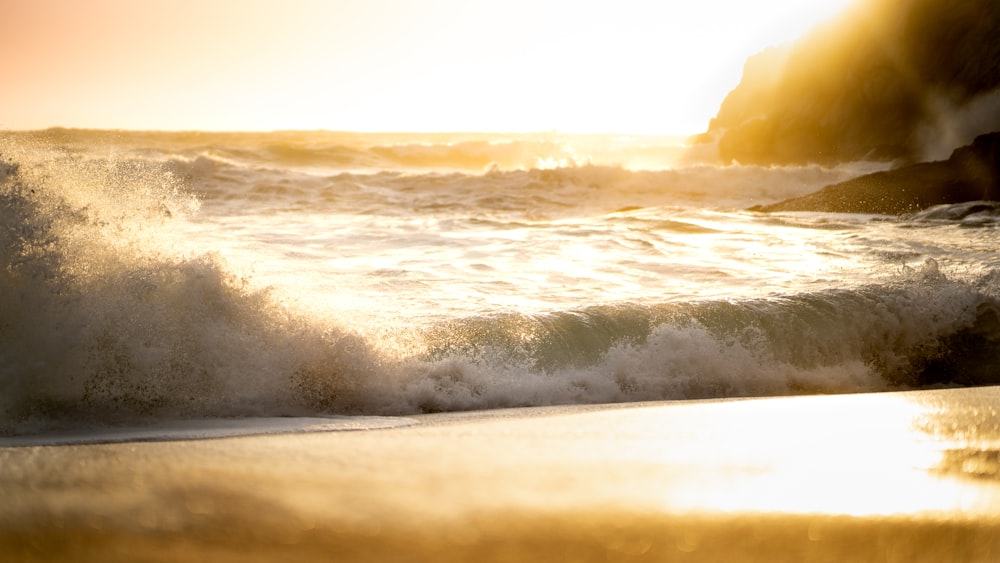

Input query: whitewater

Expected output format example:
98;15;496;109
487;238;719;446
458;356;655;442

2;128;999;434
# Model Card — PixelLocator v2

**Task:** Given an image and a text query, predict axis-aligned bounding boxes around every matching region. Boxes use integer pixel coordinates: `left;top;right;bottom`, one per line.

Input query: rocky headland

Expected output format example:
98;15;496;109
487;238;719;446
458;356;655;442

696;0;1000;214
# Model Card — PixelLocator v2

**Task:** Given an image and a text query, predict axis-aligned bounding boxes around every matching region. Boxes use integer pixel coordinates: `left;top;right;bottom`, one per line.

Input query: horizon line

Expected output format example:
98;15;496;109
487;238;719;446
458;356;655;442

3;125;705;138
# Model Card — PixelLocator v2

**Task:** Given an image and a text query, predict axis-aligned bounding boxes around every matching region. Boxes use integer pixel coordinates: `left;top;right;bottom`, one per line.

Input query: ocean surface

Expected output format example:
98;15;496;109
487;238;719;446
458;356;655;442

2;129;999;433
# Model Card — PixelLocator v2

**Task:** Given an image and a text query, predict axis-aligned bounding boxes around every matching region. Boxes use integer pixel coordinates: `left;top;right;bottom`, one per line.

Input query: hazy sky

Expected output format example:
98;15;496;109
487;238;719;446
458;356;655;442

2;0;853;134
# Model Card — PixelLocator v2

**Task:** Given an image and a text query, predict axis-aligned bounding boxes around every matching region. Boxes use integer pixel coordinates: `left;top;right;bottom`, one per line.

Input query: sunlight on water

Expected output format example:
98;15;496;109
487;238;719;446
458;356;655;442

618;394;1000;517
4;130;1000;425
186;207;891;326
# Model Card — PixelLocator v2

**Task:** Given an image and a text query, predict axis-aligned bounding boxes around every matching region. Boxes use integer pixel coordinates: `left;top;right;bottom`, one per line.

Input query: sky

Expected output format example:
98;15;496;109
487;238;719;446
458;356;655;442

2;0;854;134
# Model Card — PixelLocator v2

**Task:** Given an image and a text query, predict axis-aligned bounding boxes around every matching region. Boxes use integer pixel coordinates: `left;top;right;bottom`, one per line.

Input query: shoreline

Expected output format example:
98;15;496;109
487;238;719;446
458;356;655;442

3;387;1000;561
0;386;974;447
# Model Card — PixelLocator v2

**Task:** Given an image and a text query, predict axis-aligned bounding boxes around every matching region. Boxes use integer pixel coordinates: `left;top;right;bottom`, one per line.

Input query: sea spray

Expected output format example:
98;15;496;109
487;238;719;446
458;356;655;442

0;139;376;431
386;262;998;414
2;131;999;434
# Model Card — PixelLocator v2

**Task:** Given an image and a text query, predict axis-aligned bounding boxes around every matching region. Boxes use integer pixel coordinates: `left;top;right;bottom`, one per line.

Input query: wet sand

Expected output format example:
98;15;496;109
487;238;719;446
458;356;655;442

3;387;1000;562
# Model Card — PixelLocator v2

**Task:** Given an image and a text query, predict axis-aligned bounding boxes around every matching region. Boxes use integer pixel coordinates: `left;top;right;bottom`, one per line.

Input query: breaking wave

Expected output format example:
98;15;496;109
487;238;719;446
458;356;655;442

2;133;998;435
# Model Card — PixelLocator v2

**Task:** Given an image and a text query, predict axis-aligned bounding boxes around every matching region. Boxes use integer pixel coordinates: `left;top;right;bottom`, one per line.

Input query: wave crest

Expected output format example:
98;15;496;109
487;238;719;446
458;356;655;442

2;138;998;435
396;264;998;413
0;140;374;432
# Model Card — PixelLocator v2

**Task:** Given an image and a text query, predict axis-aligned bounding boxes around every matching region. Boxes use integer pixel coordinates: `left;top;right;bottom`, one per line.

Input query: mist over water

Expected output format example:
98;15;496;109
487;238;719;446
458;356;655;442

2;130;999;433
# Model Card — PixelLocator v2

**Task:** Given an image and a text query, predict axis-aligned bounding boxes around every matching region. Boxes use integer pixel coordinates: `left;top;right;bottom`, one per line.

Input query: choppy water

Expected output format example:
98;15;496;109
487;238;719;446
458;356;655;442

2;129;999;433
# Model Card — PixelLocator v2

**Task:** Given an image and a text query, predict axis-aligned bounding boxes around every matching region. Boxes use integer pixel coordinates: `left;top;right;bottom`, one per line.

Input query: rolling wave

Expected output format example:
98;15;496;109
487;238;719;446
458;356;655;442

5;128;691;172
2;132;997;435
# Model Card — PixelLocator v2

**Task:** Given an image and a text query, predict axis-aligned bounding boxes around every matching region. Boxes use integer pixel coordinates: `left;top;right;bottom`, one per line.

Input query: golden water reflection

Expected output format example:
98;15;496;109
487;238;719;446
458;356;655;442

606;390;1000;518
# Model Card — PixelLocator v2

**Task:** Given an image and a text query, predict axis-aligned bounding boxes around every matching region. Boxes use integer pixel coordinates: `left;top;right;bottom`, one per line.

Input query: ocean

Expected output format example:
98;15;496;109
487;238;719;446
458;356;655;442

2;128;999;433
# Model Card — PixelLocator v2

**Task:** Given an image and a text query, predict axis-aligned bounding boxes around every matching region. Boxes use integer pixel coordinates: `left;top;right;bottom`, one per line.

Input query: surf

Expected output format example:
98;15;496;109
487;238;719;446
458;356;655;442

2;131;998;435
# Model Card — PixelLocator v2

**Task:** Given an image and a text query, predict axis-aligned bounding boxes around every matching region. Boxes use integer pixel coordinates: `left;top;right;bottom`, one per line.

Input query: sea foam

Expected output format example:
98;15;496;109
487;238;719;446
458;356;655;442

2;133;997;435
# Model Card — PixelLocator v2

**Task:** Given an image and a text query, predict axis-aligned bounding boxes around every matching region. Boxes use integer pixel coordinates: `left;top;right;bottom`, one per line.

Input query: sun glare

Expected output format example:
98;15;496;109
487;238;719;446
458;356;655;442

619;394;1000;517
4;0;856;134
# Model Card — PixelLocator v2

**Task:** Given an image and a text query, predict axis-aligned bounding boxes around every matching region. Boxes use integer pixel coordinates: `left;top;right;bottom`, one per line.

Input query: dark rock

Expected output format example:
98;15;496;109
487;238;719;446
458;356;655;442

701;0;1000;166
751;132;1000;214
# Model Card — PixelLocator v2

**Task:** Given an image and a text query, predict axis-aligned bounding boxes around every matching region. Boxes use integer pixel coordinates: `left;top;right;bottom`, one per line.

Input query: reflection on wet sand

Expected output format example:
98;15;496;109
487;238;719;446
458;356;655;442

2;387;1000;562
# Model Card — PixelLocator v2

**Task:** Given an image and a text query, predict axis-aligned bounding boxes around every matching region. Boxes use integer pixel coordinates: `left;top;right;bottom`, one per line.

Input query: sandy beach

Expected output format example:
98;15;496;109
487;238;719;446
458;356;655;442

3;386;1000;562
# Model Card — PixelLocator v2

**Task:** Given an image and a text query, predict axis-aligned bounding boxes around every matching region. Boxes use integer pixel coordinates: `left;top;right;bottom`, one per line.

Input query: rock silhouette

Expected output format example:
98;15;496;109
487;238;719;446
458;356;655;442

699;0;1000;166
750;132;1000;214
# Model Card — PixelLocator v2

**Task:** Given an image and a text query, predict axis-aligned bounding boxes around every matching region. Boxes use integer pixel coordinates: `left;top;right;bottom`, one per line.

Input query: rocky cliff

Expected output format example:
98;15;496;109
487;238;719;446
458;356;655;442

700;0;1000;165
